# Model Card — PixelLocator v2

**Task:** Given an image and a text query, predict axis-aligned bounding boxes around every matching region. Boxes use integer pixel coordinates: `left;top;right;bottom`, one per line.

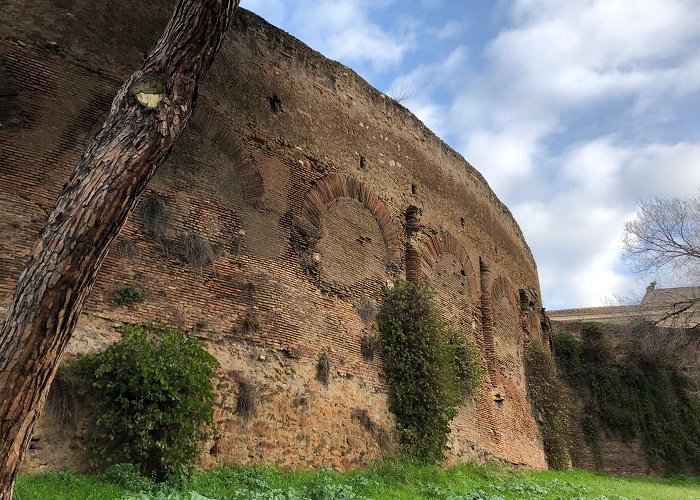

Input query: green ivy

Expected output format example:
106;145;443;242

553;323;700;474
73;321;219;481
550;330;581;384
376;280;482;462
524;339;573;470
447;329;484;398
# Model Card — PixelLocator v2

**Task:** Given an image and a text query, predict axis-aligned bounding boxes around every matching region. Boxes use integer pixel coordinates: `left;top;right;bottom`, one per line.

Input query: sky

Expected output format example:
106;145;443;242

241;0;700;310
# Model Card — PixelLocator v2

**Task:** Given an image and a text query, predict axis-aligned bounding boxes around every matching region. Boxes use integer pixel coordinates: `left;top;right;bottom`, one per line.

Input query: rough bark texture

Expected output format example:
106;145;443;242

0;0;238;497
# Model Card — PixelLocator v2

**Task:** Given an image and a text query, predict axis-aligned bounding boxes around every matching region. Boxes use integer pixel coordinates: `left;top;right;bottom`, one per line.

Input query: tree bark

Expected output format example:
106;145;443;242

0;1;239;497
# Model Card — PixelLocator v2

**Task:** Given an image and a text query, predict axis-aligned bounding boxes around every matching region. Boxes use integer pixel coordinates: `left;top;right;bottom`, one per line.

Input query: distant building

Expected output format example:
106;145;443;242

548;283;700;328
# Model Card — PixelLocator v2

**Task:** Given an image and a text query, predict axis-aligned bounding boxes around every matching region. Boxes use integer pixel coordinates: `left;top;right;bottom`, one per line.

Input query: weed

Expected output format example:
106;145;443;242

241;309;262;333
180;232;215;270
236;380;256;421
100;463;155;493
46;367;79;426
360;335;380;362
357;295;377;324
351;409;375;432
316;352;330;386
114;239;138;260
114;285;145;306
141;194;168;238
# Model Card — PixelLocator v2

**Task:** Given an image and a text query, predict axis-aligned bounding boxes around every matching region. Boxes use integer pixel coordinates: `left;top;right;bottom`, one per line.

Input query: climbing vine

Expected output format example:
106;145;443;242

524;339;573;470
376;280;482;462
553;323;700;474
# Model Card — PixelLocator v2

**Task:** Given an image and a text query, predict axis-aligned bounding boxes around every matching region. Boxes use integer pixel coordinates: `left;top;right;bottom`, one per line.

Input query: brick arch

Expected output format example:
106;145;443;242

301;174;401;262
416;231;479;304
492;276;520;316
190;103;265;205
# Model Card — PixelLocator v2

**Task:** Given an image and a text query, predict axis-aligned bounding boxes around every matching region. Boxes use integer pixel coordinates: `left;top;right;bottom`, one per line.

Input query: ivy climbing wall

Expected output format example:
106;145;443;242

0;4;548;472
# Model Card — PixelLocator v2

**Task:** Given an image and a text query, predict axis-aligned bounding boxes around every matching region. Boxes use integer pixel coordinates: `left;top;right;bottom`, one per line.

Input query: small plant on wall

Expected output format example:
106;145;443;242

140;194;169;238
180;231;215;271
73;321;218;481
236;378;256;421
376;280;482;462
113;284;145;306
316;352;330;386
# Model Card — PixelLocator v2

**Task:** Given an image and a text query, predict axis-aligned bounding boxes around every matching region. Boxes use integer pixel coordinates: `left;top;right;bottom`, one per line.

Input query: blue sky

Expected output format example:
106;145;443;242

242;0;700;309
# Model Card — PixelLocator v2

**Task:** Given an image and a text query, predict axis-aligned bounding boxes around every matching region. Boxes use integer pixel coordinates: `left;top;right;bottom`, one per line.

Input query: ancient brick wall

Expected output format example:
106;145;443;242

1;4;547;472
550;320;700;476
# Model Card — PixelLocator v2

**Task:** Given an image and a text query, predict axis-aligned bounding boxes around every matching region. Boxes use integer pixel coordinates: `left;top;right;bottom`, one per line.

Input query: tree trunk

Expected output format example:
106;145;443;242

0;1;239;497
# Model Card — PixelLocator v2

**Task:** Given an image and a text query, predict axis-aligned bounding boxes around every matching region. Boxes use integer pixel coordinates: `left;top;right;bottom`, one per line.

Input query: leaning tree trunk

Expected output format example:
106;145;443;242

0;1;239;497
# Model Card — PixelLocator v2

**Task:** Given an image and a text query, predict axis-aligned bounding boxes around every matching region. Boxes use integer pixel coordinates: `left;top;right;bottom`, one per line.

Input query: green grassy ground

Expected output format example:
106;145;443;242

15;461;700;500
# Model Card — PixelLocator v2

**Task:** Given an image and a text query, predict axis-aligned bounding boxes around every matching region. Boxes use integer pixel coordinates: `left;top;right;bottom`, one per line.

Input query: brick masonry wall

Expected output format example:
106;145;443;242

550;320;700;476
1;5;548;472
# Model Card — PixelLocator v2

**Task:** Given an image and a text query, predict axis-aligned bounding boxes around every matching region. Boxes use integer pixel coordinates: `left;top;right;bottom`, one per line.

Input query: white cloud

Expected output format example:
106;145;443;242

443;0;700;308
487;0;700;108
429;20;465;40
246;0;416;73
514;138;700;308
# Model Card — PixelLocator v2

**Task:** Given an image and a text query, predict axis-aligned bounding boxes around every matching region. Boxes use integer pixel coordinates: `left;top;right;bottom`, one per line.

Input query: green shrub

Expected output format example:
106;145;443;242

524;339;573;470
376;280;481;462
74;321;219;481
114;285;145;306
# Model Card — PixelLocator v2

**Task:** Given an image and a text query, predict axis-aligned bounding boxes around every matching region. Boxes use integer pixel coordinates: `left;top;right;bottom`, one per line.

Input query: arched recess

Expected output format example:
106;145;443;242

300;174;402;264
417;232;482;381
189;103;265;207
415;231;479;305
178;103;289;258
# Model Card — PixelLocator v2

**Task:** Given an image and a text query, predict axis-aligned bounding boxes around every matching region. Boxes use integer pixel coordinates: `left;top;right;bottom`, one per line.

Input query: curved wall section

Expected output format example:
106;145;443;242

0;6;547;472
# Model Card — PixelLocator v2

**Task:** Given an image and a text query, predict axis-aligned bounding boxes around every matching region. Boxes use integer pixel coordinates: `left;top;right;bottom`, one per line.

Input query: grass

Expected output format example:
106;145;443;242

14;461;700;499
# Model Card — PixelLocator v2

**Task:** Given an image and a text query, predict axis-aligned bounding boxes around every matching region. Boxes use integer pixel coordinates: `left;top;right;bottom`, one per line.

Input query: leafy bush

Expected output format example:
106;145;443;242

524;339;573;470
376;280;482;462
74;321;219;481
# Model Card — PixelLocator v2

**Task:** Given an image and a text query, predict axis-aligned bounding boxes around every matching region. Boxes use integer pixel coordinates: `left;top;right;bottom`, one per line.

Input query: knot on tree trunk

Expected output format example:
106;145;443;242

131;74;168;109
